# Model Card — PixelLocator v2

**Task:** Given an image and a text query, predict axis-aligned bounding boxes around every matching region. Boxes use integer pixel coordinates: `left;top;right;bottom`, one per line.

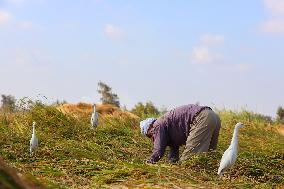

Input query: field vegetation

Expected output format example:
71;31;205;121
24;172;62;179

0;100;283;188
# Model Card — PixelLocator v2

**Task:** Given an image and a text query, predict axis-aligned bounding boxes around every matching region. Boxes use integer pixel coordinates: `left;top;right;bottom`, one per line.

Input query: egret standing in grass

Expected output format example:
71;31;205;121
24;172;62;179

217;122;244;177
91;104;99;129
29;121;38;156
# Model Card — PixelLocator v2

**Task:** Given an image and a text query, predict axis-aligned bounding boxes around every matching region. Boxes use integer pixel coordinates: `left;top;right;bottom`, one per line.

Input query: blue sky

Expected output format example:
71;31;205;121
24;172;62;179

0;0;284;117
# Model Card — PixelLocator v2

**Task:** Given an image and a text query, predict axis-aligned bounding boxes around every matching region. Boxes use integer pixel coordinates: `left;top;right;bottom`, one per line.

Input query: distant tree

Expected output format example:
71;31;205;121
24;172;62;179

97;81;120;107
145;101;159;115
131;102;144;117
276;106;284;123
1;95;16;112
131;101;160;118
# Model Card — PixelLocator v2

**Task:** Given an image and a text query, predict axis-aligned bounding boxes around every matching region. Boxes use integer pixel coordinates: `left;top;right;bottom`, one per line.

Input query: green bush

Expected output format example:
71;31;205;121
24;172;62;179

131;101;160;119
277;106;284;123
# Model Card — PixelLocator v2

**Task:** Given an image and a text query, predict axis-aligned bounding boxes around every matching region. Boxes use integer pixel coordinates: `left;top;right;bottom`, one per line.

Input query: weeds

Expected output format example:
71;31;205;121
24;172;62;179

0;103;283;188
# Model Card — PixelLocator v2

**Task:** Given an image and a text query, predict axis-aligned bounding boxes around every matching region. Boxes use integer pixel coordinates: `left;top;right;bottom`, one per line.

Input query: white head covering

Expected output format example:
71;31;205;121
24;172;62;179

140;118;157;136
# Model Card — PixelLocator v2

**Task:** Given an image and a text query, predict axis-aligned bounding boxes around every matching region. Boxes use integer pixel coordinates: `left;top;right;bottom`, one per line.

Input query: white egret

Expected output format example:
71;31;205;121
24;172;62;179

29;121;38;156
91;104;99;129
217;122;244;177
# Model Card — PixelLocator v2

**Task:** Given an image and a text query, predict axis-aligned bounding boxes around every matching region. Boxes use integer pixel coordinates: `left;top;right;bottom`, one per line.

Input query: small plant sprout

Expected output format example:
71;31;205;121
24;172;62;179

217;122;245;177
29;121;38;156
91;104;99;129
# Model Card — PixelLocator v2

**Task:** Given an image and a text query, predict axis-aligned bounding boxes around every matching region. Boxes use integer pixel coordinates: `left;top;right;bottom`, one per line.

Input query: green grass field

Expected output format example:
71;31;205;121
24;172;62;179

0;103;283;188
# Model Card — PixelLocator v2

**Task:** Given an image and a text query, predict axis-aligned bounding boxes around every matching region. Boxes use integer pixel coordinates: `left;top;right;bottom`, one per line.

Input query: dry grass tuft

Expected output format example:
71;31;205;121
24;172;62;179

277;125;284;136
56;103;139;120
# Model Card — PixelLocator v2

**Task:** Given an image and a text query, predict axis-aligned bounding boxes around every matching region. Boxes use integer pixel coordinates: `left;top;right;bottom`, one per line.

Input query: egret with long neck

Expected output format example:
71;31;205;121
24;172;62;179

29;121;38;156
91;104;99;129
217;122;244;177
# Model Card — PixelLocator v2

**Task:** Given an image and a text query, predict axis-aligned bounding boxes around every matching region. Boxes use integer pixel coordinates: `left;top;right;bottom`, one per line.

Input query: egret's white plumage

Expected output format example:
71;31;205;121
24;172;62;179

91;104;99;129
29;121;38;156
217;122;244;177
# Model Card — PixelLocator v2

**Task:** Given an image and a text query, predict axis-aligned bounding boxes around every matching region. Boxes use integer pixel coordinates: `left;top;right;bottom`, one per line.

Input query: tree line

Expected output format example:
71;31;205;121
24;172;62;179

1;82;284;123
0;81;163;118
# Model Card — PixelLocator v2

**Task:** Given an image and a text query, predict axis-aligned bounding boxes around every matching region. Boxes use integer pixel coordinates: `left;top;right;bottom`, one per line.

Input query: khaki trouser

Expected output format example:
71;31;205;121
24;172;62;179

180;109;221;161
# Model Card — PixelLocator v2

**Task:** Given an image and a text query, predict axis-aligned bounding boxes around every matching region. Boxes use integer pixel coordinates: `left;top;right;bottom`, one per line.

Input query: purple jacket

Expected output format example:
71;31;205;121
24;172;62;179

148;104;211;162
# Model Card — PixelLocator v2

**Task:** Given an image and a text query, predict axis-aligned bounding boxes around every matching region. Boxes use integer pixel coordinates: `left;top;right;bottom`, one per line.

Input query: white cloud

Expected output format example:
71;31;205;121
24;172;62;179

17;21;33;29
232;63;251;72
264;0;284;15
0;10;13;25
200;33;225;45
190;33;225;64
259;19;284;33
104;24;122;39
191;46;223;64
260;0;284;34
5;0;26;5
0;10;34;30
188;34;251;72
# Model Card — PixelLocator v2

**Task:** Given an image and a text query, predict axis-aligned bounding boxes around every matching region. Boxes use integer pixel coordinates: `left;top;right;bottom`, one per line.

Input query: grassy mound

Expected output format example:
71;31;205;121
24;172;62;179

56;103;139;120
0;158;46;189
0;104;283;188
